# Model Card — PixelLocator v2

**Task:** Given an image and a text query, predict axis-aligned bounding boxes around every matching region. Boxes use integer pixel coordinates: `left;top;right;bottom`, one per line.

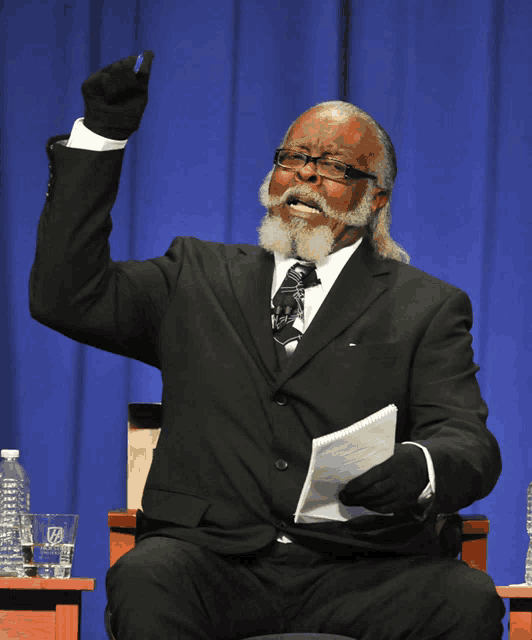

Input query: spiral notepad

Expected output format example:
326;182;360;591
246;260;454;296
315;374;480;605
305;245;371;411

294;404;397;523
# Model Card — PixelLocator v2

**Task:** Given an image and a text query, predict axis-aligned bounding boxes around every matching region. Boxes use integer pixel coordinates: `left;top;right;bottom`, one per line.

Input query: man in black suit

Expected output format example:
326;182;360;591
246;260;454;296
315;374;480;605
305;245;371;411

30;52;506;640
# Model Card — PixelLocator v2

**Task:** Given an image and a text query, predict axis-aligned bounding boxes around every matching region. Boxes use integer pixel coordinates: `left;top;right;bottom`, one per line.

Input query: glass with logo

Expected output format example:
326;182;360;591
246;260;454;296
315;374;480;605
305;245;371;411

19;514;78;578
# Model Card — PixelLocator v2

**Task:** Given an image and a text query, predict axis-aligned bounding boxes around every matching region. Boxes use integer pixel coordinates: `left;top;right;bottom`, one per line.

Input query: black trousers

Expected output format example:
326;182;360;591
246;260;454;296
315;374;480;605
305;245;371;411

105;536;505;640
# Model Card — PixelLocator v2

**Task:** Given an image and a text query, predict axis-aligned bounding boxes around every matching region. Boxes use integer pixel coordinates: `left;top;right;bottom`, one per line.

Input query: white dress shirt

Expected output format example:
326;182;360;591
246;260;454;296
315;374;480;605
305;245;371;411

66;118;436;544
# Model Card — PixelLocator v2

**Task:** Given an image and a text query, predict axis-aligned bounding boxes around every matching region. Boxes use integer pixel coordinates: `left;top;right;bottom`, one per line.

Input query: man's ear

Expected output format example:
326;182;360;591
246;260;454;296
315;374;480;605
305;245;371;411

372;189;389;212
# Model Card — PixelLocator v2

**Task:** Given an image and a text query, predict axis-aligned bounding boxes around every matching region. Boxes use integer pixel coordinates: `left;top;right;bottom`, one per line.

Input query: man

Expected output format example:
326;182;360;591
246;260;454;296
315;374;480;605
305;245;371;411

30;51;505;640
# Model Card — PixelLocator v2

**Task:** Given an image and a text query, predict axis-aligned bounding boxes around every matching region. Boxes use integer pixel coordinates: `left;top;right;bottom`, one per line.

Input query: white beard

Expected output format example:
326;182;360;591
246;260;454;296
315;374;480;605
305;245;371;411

256;169;375;263
257;215;335;263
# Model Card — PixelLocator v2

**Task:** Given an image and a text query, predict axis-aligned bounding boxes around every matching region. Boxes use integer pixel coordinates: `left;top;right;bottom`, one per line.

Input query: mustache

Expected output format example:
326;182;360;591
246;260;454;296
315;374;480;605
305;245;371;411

258;168;373;229
265;184;343;221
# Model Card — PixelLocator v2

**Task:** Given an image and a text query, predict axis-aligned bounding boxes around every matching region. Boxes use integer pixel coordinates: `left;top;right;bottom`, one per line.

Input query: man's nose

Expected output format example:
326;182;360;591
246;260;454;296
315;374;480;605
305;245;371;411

296;160;322;184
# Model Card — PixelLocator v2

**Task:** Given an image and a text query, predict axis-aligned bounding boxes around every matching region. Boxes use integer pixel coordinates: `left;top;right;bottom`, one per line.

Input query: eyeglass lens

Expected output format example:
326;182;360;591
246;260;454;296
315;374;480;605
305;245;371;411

278;151;345;179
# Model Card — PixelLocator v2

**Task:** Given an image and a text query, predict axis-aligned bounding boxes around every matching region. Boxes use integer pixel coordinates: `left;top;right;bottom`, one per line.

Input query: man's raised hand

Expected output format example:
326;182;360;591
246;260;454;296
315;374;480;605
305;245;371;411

81;50;155;140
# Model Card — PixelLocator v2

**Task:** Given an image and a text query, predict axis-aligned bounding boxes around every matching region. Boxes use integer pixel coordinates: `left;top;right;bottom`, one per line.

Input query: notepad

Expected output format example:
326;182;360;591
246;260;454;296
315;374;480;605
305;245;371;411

294;404;397;523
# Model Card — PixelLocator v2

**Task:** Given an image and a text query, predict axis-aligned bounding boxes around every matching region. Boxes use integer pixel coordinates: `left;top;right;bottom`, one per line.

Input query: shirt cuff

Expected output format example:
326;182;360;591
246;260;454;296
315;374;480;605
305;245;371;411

402;441;436;521
66;118;129;151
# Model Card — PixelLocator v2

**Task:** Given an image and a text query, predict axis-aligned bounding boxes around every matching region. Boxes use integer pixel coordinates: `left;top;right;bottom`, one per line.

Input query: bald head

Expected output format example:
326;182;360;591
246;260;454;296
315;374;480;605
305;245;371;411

281;101;397;193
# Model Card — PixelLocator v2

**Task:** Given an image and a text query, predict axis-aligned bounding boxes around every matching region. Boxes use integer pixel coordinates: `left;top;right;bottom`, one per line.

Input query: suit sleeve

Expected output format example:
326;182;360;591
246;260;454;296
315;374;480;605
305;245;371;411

29;136;180;368
407;288;501;515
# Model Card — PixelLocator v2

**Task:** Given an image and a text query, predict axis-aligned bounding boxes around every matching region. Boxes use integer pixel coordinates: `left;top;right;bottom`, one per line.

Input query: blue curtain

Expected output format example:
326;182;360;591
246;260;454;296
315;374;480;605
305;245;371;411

2;1;531;637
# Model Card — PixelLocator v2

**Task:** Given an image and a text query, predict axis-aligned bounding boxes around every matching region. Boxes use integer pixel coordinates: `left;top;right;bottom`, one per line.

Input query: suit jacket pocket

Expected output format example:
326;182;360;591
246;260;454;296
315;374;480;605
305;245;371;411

345;342;400;364
141;486;210;527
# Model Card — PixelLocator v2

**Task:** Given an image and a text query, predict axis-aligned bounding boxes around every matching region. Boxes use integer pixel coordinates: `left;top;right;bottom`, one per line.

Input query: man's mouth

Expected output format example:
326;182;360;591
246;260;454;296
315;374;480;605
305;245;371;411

285;196;322;218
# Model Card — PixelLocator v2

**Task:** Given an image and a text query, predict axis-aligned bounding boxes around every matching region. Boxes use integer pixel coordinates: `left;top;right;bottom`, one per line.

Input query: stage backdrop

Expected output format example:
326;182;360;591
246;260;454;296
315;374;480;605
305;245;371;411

1;0;531;638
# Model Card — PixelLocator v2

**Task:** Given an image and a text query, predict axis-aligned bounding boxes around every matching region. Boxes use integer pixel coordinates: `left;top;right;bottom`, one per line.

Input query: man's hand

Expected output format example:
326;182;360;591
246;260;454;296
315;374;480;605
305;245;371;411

81;50;155;140
338;443;429;513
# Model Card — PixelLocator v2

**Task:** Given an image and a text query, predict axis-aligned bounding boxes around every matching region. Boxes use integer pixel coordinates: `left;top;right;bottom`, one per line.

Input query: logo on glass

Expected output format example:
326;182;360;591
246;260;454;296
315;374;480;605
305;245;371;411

46;527;64;544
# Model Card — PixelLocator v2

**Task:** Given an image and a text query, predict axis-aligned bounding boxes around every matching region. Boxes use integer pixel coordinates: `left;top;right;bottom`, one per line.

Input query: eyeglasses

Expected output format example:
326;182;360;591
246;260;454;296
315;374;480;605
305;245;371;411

274;149;378;183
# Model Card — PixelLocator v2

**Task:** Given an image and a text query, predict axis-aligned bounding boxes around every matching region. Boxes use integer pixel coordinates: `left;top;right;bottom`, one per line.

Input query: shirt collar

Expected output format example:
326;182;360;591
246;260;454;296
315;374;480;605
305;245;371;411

271;236;364;299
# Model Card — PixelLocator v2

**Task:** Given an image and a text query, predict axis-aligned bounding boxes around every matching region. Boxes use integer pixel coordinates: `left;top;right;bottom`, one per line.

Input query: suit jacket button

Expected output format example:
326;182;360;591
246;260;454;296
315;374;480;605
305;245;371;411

277;520;287;529
275;394;287;406
275;459;288;471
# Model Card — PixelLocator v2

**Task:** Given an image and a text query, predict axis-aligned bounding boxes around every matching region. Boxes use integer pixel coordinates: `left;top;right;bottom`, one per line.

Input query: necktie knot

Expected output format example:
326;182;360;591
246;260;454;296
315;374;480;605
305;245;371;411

292;262;318;285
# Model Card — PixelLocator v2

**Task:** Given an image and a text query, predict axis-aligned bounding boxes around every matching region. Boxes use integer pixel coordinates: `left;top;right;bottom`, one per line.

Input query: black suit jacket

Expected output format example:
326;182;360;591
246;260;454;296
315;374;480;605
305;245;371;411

30;136;502;557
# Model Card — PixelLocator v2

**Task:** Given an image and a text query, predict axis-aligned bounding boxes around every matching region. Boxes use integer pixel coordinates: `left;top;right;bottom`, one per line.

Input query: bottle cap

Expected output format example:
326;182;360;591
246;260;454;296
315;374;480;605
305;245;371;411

1;450;20;458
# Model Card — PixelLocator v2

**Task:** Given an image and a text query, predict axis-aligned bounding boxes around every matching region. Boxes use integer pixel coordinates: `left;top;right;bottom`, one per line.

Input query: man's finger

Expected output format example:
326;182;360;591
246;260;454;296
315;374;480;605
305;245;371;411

344;467;382;493
342;481;392;503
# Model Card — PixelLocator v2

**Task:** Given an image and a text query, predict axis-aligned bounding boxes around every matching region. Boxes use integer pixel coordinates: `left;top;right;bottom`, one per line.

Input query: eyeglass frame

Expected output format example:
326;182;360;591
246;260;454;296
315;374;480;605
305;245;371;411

273;148;379;184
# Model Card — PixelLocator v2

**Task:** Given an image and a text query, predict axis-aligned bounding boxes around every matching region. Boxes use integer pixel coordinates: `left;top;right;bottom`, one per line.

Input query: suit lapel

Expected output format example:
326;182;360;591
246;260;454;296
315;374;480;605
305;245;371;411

227;247;278;383
226;240;392;388
273;239;391;389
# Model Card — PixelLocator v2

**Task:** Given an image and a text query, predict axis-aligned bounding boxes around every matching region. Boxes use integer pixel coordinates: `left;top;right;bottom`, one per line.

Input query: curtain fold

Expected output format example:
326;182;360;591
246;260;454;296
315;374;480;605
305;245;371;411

2;1;530;637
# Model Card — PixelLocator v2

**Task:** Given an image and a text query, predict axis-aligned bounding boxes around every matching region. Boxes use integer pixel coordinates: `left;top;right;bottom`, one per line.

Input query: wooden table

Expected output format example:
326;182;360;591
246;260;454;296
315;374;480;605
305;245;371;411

496;585;532;640
0;577;95;640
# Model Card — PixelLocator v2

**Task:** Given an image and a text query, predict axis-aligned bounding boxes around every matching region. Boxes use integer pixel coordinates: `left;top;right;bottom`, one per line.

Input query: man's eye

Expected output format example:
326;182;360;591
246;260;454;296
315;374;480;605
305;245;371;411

281;152;303;165
321;160;345;172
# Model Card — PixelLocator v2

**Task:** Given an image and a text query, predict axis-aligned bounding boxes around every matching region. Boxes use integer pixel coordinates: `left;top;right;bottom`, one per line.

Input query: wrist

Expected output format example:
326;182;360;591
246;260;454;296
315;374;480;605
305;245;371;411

67;118;128;151
83;122;130;141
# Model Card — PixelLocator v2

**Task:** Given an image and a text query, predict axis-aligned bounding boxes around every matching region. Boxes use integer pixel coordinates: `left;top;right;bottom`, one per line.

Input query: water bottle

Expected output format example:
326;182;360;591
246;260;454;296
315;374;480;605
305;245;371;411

0;450;30;577
526;481;532;585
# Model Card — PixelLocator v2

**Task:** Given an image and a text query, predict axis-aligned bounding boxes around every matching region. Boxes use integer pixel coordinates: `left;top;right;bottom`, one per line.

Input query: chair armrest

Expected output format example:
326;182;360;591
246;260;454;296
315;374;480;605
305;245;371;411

438;513;489;571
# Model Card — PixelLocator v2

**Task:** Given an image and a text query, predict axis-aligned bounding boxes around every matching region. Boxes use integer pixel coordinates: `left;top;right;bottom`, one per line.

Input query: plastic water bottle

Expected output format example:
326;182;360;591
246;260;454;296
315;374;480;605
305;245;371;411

526;481;532;585
0;450;30;577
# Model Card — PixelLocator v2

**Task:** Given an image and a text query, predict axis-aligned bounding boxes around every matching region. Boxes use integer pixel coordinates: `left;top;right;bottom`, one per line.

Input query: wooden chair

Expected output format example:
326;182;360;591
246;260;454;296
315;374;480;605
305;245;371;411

105;403;492;640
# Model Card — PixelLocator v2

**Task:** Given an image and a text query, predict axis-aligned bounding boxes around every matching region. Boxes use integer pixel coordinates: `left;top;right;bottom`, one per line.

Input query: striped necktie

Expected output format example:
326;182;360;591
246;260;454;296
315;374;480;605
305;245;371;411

272;262;320;356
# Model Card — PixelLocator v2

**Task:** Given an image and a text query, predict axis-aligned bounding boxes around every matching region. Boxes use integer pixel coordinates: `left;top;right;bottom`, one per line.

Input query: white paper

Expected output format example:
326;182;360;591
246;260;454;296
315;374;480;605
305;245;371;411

294;404;397;523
